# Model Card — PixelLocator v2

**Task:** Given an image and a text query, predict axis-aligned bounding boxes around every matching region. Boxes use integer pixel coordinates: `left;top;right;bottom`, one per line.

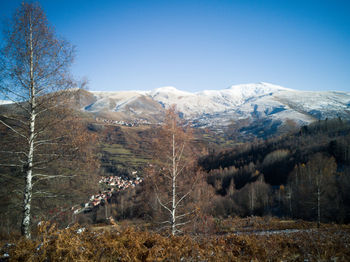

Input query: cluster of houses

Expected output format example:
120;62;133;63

99;175;142;189
72;175;143;215
88;191;113;208
95;117;151;127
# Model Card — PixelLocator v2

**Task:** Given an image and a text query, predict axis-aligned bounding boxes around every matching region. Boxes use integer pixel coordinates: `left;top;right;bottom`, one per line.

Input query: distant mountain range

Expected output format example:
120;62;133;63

2;82;350;138
0;100;12;105
78;82;349;131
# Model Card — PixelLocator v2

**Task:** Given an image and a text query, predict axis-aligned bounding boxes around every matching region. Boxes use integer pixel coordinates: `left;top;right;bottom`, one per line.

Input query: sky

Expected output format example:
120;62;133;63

1;0;350;92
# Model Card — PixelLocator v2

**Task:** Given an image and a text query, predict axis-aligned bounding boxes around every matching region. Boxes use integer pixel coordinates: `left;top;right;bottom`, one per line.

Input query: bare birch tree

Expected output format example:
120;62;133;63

148;107;199;235
0;2;81;238
288;154;337;227
304;154;337;227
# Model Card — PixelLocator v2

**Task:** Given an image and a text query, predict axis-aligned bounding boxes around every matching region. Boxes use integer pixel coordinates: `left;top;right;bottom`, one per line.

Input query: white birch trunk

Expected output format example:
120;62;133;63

249;186;255;215
317;187;321;228
21;15;35;239
153;109;194;236
1;3;77;238
287;190;292;216
171;131;176;236
316;172;322;228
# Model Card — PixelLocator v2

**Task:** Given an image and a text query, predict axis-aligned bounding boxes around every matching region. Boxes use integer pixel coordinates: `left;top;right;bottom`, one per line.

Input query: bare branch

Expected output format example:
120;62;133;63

34;135;67;145
0;151;28;157
159;220;172;224
175;210;195;220
0;119;28;139
175;190;192;208
0;89;31;114
0;163;22;167
174;220;192;227
0;114;28;125
155;191;172;214
33;173;74;179
0;86;28;103
32;191;57;198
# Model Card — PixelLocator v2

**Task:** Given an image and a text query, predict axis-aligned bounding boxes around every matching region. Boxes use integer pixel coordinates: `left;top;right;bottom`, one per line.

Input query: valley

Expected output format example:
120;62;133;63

1;1;350;260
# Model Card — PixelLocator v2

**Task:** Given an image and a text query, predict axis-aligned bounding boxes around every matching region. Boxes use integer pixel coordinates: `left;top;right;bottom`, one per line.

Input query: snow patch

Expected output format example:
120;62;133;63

0;100;12;105
84;83;350;128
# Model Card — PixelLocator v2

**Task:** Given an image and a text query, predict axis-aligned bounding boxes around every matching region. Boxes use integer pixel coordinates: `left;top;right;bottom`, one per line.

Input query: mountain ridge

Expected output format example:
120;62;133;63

2;82;349;138
84;82;349;127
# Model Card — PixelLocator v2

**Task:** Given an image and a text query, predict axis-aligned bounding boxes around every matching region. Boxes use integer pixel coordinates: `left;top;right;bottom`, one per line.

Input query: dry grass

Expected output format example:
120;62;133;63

1;219;350;261
215;216;350;233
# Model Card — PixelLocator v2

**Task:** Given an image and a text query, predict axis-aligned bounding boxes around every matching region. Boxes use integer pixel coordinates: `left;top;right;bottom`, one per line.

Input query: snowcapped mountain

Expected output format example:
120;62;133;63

0;100;12;105
147;83;294;118
79;82;350;136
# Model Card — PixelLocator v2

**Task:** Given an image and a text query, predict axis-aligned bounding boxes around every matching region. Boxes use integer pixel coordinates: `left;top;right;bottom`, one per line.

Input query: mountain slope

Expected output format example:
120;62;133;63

74;82;350;137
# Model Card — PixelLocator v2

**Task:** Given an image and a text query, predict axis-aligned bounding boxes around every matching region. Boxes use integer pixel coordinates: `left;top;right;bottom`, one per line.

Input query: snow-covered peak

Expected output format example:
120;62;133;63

227;82;292;95
84;83;350;128
91;90;147;98
86;83;302;117
152;86;178;93
149;86;191;97
0;100;12;105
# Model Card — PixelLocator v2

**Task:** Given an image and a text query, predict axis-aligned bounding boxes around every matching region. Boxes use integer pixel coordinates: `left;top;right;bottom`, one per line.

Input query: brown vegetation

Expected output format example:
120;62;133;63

1;220;349;261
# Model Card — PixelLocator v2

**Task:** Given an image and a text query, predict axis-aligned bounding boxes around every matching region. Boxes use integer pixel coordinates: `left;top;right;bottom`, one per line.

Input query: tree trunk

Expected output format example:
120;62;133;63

21;102;36;239
105;202;108;219
21;164;33;238
21;92;36;238
317;187;321;228
151;108;195;236
249;187;255;215
171;132;176;236
21;17;35;239
288;191;292;217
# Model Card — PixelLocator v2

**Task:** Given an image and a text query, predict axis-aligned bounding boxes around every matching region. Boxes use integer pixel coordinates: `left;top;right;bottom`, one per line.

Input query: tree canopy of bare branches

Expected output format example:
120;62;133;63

147;106;201;235
0;2;93;238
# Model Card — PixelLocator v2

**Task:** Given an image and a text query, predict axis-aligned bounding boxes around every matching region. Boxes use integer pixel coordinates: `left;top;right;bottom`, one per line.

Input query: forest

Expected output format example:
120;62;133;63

199;118;350;223
95;117;350;227
2;107;350;260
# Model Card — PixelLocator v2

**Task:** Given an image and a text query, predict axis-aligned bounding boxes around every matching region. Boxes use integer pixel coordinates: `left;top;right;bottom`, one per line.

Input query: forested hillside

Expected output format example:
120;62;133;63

2;113;350;236
199;118;350;223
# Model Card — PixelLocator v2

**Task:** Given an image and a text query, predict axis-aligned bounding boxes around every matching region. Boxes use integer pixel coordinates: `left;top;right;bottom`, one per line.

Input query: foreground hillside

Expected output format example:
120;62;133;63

2;218;350;261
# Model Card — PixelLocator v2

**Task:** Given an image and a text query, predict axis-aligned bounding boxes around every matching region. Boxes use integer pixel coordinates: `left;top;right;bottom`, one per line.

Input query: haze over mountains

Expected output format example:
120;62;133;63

79;82;350;132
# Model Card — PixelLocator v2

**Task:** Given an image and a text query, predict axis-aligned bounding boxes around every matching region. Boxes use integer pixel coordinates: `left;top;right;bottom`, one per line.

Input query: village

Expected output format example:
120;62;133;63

72;175;143;215
95;117;153;127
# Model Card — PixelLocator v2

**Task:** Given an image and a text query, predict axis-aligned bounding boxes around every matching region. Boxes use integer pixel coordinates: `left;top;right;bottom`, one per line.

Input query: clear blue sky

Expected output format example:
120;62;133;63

1;0;350;92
